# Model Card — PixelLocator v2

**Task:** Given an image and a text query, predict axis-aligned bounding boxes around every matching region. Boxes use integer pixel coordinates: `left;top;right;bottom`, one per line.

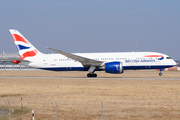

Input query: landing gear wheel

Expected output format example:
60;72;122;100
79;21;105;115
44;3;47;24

87;73;97;77
159;72;162;76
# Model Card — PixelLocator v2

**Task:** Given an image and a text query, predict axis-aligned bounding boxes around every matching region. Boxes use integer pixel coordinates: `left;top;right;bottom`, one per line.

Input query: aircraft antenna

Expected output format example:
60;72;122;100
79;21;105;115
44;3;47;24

136;42;138;52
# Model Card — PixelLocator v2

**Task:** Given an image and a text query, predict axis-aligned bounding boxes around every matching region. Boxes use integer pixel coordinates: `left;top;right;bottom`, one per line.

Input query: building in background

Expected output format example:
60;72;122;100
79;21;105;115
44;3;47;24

0;51;36;70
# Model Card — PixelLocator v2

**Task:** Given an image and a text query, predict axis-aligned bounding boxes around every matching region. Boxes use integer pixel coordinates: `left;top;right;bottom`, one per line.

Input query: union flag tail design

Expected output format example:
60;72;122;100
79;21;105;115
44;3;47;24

9;29;42;59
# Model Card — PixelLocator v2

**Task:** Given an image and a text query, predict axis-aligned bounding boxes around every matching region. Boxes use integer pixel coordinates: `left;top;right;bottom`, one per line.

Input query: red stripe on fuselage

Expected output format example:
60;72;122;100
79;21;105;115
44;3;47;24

11;34;30;44
144;55;163;57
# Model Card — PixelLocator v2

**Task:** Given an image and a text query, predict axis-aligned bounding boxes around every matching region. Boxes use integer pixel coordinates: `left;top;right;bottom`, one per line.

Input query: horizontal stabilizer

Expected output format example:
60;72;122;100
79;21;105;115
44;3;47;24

0;57;30;62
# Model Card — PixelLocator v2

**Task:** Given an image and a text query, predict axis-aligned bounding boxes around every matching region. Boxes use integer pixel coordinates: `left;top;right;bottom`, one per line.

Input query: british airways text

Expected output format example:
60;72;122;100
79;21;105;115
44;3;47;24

125;59;155;63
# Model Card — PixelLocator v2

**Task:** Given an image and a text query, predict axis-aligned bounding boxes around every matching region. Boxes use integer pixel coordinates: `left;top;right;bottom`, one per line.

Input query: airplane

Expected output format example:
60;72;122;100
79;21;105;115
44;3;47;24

8;29;176;77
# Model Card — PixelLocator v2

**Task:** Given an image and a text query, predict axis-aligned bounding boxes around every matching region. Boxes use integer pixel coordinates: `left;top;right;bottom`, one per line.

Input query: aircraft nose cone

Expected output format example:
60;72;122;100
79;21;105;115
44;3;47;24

173;60;177;66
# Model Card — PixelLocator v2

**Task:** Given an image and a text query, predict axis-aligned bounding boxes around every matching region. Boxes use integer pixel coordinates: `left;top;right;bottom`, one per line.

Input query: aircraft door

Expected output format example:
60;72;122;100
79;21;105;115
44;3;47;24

43;58;48;67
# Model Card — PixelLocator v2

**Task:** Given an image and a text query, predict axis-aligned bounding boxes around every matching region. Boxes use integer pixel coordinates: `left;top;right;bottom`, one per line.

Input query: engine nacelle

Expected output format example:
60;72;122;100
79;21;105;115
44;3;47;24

105;62;123;74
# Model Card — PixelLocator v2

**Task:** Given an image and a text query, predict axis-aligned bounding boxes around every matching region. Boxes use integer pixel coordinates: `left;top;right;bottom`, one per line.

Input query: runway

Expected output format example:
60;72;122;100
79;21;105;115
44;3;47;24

0;76;179;80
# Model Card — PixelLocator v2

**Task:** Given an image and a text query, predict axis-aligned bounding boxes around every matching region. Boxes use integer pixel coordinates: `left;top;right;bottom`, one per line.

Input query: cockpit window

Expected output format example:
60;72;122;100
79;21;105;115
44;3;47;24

166;57;172;59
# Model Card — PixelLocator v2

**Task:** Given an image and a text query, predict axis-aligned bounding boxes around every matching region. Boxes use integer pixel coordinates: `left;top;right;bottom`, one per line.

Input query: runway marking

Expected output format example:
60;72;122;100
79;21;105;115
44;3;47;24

0;76;179;80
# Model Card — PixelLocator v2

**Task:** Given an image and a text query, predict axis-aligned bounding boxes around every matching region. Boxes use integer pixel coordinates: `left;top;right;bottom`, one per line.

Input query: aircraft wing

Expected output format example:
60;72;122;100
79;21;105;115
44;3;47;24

47;48;103;67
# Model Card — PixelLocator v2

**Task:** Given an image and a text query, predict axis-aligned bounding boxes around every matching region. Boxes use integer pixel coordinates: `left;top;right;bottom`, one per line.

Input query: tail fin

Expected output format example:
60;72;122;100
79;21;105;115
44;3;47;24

9;29;42;59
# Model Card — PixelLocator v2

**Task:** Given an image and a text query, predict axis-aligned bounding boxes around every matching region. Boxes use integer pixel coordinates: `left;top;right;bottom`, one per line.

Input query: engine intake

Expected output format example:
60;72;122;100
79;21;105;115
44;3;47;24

105;62;123;74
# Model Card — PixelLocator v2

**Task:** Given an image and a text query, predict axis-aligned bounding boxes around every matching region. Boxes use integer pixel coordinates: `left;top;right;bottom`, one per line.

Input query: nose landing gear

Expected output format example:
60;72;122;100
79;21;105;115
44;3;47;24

159;69;164;76
159;72;162;76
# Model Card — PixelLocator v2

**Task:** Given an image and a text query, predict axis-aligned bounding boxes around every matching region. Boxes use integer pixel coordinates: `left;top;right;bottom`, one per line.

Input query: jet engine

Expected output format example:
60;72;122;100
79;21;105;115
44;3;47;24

105;62;123;74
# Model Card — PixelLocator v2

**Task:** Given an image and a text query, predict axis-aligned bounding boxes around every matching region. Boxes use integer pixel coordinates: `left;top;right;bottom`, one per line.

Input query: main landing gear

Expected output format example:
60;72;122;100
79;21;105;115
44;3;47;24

87;66;97;77
87;73;97;77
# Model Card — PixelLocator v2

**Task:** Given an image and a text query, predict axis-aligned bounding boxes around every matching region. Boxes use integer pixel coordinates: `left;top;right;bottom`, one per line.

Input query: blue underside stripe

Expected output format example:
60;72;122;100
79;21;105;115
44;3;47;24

39;65;174;71
123;65;174;70
40;67;86;71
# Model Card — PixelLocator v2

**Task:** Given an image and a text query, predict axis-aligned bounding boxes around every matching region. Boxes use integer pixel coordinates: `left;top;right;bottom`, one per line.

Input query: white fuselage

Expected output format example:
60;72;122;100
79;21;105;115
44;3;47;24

20;51;176;71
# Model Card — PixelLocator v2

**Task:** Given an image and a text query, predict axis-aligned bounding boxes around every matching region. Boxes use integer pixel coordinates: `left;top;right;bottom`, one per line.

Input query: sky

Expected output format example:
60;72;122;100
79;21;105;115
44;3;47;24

0;0;180;60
